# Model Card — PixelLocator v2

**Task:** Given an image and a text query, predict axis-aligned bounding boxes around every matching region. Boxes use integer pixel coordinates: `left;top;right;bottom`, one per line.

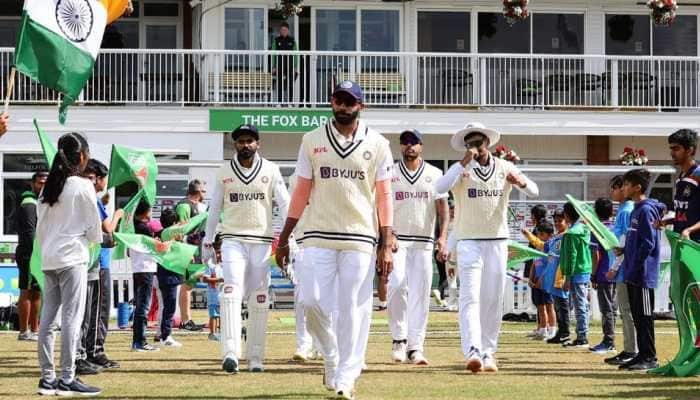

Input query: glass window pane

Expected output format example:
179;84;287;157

225;8;265;50
418;12;470;53
316;10;356;51
3;154;48;173
361;10;399;51
0;0;22;16
146;25;177;49
533;14;584;54
653;15;697;56
0;19;20;47
144;3;179;17
606;14;650;55
532;179;585;201
3;178;31;235
478;12;530;53
105;21;139;48
155;154;190;175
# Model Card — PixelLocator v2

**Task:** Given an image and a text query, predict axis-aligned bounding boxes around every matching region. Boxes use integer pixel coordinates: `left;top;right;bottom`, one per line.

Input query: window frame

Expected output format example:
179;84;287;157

311;5;403;52
603;12;700;56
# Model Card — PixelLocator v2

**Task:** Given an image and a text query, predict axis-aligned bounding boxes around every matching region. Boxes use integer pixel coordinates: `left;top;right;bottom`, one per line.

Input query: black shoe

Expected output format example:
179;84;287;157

222;356;239;374
547;335;570;344
75;359;103;375
619;355;643;370
563;338;589;348
180;320;203;331
626;358;660;371
56;377;102;397
36;378;57;396
88;354;120;369
605;351;637;365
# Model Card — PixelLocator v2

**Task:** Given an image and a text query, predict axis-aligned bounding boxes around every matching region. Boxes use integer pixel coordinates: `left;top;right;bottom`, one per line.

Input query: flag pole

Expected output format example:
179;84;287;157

3;67;15;114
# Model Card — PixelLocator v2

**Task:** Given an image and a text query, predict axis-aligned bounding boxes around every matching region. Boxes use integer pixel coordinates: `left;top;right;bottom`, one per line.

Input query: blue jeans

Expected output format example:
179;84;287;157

132;273;154;347
159;281;179;339
571;282;590;339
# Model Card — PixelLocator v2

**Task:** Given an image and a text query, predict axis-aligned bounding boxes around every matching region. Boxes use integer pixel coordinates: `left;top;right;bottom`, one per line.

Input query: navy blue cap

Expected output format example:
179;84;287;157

231;124;259;140
400;129;423;143
332;80;363;103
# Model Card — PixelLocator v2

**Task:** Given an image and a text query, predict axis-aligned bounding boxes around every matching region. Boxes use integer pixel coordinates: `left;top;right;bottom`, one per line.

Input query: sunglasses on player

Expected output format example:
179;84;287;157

400;138;421;146
464;139;484;149
332;96;359;107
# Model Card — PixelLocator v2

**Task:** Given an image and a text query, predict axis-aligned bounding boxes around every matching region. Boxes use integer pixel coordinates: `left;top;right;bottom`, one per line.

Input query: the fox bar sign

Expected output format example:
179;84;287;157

209;109;333;133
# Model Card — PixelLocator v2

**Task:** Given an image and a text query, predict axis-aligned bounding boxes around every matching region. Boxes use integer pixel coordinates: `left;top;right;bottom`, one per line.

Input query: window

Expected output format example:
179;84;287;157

144;3;179;17
533;14;584;54
0;0;22;47
316;10;357;51
418;12;470;53
225;8;265;50
361;10;399;52
653;15;697;56
1;154;48;237
478;12;530;53
605;15;650;55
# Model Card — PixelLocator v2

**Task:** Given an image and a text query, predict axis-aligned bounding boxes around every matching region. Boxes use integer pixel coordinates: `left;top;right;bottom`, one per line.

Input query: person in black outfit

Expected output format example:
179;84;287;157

15;171;48;341
271;22;299;104
156;208;184;346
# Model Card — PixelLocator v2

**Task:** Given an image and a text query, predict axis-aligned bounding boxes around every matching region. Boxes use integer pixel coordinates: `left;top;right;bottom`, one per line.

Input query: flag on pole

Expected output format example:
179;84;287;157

650;231;700;377
113;232;198;276
107;145;158;205
565;194;619;251
13;0;129;124
507;240;548;270
33;119;57;168
161;212;209;241
29;239;101;292
111;189;143;260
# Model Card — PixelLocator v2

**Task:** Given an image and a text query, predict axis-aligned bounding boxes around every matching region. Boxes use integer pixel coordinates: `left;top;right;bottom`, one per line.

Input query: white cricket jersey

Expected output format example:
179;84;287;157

295;120;393;254
392;160;447;250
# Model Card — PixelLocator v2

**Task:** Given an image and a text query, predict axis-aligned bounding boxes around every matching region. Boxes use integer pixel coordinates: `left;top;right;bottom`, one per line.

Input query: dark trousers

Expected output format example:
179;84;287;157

132;273;154;347
276;67;295;103
159;281;179;339
596;282;617;345
93;268;111;356
434;251;447;298
78;279;100;359
628;284;656;360
554;295;571;338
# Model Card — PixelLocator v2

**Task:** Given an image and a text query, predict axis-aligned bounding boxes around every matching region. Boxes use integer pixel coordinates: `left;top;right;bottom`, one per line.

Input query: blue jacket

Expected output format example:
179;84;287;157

622;199;666;289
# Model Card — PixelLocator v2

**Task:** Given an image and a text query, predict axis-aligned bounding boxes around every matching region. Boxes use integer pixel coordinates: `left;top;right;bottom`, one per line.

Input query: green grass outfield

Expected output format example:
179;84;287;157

2;310;699;399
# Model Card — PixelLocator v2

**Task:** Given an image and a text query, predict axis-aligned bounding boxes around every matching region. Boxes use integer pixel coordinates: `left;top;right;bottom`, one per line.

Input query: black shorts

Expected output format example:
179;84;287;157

17;258;39;291
531;287;553;306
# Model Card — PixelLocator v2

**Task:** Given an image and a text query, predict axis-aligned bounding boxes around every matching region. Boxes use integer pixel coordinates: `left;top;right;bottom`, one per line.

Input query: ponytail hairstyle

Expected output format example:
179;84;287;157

41;132;90;206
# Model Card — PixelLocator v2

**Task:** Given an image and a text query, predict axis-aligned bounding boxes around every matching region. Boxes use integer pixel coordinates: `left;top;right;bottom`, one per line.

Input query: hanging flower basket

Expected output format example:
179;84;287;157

276;1;304;18
619;147;649;166
647;0;678;26
503;0;529;25
494;145;521;164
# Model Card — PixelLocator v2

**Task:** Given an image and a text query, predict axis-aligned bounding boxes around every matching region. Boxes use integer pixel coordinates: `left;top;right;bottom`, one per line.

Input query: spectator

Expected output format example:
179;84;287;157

15;171;48;341
156;208;183;348
666;129;700;240
525;221;555;340
271;22;299;104
544;210;571;345
619;169;665;371
589;198;617;354
131;200;160;352
200;235;223;342
0;112;8;138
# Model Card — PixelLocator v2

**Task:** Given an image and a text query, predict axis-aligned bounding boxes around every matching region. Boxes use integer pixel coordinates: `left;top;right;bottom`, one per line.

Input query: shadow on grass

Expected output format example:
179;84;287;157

0;394;327;400
573;388;700;399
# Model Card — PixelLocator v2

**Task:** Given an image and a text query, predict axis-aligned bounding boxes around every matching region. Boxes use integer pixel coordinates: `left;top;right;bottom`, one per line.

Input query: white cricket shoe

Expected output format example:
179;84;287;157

161;336;182;348
248;358;264;373
466;347;482;374
408;350;429;366
292;350;311;362
323;361;336;391
481;353;498;372
391;340;407;363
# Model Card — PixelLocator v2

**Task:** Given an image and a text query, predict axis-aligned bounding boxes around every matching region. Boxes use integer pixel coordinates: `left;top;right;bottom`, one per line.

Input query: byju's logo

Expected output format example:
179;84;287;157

230;193;239;202
468;188;477;198
467;188;503;198
319;166;366;180
320;167;331;178
396;192;405;201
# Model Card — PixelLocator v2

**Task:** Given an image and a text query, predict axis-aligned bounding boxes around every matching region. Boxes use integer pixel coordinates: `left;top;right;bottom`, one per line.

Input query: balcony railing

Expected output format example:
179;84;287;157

1;48;698;110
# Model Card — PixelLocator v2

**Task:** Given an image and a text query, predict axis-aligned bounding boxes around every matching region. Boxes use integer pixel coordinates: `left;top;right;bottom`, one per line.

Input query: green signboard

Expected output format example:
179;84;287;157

210;109;333;133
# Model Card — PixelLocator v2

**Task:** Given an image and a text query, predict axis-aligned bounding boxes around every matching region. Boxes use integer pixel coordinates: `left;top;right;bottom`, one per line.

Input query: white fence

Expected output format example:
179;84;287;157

1;48;698;110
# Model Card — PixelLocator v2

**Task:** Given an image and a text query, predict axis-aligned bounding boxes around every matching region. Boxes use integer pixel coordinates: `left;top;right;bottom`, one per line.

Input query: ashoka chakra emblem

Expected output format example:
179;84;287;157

55;0;94;43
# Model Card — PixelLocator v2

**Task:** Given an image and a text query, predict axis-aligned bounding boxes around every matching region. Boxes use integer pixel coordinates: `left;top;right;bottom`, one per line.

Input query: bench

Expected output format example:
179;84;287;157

208;72;273;102
339;72;406;103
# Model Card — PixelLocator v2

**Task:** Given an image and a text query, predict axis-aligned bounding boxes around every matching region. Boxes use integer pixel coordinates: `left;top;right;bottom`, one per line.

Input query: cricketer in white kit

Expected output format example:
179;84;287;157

435;122;539;374
203;124;290;374
387;129;449;365
276;81;394;400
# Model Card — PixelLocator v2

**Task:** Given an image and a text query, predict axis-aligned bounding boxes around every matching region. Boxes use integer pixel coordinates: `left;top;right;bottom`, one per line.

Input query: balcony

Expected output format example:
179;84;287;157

1;48;698;111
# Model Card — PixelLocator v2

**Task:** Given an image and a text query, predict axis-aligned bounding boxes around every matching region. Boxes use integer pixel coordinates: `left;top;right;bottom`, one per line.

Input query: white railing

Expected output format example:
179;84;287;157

1;48;698;110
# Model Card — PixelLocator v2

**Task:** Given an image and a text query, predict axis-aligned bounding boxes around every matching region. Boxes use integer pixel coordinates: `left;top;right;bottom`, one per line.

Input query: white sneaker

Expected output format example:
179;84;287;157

526;328;542;338
466;347;482;374
408;350;429;366
545;328;557;340
482;353;498;372
531;329;547;340
323;361;336;391
336;385;355;400
391;340;407;363
293;350;311;362
248;358;264;372
161;336;182;348
18;330;38;341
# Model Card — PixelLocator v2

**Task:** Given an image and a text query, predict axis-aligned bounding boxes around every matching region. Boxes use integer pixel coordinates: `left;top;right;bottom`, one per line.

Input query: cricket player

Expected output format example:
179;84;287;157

276;81;394;400
203;124;290;374
435;122;539;373
388;129;449;365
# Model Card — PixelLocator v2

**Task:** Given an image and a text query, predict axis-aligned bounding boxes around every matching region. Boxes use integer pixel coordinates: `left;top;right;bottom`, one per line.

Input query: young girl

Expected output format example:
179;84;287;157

36;133;103;396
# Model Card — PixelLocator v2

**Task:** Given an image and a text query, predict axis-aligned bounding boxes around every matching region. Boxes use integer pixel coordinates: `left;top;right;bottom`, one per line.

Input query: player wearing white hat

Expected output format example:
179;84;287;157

202;124;290;374
387;129;449;365
276;80;394;400
436;122;539;373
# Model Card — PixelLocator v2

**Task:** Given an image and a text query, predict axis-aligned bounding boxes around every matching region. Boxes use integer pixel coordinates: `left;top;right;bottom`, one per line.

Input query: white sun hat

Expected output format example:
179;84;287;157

450;122;501;152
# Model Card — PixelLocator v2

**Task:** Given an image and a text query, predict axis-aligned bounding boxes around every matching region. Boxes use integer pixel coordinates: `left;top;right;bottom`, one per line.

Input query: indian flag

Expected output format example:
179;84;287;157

13;0;129;124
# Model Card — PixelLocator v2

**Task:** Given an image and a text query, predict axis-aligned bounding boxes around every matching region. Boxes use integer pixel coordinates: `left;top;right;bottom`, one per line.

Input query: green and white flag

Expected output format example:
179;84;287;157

111;189;144;260
108;145;158;206
161;212;208;241
13;0;128;124
113;232;198;276
566;194;619;251
33;119;57;168
507;240;548;270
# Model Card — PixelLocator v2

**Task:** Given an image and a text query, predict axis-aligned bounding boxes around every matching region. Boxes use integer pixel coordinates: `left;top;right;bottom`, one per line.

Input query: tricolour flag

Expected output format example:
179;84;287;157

507;240;548;270
113;232;198;276
13;0;129;124
565;194;619;251
108;145;158;205
33;119;57;168
161;212;209;241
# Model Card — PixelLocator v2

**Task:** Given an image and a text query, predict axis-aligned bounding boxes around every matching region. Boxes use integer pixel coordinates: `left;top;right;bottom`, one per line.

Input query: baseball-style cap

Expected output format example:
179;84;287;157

332;80;363;103
231;124;260;141
400;129;423;143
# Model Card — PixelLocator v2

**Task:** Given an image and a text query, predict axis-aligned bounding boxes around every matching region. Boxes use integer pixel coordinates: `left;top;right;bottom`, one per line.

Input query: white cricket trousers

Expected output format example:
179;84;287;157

221;239;271;297
302;247;373;390
292;249;313;353
457;239;508;357
387;246;433;352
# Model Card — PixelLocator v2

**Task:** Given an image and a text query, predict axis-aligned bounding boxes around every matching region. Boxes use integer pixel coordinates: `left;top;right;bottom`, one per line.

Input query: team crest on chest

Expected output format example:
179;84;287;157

685;186;692;197
425;176;432;183
262;176;269;184
363;151;372;160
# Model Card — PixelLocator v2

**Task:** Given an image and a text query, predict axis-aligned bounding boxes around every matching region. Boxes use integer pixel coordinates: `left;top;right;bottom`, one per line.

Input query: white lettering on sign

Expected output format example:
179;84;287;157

243;115;269;126
302;115;329;127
